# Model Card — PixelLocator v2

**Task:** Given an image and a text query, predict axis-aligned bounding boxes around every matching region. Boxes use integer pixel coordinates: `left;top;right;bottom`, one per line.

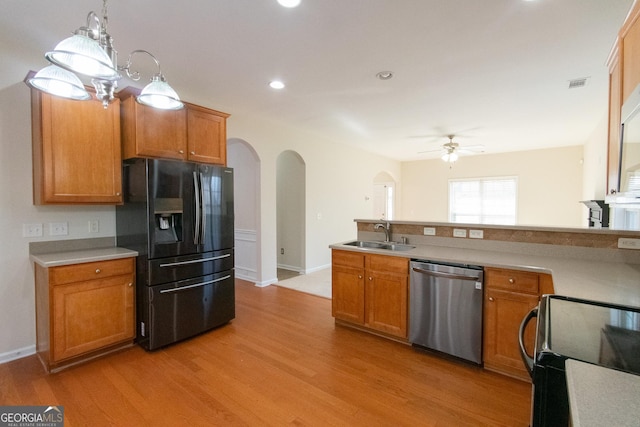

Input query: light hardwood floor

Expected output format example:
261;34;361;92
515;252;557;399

0;280;532;426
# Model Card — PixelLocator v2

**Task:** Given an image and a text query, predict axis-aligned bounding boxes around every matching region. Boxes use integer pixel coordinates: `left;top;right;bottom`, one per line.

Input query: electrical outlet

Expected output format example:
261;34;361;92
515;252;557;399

23;223;43;237
280;248;285;255
618;238;640;249
469;229;484;239
453;228;467;238
88;220;100;233
423;227;436;236
49;222;68;236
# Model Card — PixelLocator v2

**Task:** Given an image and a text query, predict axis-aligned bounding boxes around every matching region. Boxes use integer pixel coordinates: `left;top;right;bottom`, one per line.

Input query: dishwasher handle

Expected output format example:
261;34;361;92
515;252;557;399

412;266;481;282
519;306;538;379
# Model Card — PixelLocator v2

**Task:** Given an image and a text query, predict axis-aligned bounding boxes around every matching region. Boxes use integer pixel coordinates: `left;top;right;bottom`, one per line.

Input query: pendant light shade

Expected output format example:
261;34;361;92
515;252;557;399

137;74;184;110
45;34;119;80
28;1;182;110
26;65;91;100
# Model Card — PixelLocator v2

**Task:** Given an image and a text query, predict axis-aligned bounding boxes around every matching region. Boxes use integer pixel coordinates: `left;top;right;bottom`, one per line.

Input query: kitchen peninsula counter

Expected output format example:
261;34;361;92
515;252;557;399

330;238;640;307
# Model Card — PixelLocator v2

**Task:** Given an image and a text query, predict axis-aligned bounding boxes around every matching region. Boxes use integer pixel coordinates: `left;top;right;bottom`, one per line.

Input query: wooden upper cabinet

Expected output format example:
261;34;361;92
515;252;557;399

30;89;123;204
119;88;229;165
186;103;229;165
120;89;188;161
621;5;640;104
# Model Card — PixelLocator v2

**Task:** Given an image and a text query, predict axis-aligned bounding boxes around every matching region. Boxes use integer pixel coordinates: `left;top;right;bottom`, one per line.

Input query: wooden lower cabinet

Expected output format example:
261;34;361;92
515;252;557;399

332;250;408;339
483;267;554;381
35;257;136;372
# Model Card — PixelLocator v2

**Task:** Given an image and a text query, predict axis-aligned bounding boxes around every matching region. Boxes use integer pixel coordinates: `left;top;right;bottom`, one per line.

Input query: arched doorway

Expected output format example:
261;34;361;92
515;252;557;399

227;138;261;284
276;150;306;278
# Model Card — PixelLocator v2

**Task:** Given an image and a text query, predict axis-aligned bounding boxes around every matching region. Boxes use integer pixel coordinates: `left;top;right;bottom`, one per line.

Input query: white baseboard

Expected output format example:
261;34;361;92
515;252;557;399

305;264;331;274
0;345;35;365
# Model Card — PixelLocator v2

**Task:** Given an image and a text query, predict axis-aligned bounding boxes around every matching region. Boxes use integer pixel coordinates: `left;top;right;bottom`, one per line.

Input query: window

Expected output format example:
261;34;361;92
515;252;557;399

449;177;517;225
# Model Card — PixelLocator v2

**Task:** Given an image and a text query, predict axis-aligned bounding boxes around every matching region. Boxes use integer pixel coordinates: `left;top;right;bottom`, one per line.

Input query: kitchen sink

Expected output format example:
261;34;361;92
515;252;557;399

343;240;415;251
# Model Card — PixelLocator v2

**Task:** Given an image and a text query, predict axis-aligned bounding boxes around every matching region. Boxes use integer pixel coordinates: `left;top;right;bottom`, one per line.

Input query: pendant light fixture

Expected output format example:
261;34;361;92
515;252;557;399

26;0;183;110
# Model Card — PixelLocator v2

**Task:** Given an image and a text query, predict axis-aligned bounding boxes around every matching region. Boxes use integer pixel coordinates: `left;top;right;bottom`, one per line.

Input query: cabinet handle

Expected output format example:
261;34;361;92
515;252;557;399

95;269;101;274
489;297;494;302
508;278;515;284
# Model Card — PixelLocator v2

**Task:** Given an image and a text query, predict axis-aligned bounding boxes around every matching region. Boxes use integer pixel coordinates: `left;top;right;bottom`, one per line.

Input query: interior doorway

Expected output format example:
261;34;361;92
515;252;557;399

276;150;306;278
373;172;396;220
227;138;261;284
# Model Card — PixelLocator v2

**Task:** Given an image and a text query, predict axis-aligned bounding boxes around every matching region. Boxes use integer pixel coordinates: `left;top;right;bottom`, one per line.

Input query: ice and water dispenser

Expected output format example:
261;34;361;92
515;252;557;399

153;198;183;243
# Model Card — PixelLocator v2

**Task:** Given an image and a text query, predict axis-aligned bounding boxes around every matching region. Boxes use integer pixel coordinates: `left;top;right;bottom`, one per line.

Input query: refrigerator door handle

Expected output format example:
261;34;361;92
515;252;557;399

193;171;202;245
159;275;232;294
159;254;231;268
199;172;206;243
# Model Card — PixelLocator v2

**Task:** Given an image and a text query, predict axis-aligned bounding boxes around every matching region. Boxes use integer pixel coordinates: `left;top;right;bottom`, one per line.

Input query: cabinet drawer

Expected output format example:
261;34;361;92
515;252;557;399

366;254;408;274
50;258;134;285
332;250;365;269
485;267;539;294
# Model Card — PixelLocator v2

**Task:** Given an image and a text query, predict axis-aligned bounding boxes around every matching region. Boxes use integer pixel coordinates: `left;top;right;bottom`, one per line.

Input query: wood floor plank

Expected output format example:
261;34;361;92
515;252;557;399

0;280;532;426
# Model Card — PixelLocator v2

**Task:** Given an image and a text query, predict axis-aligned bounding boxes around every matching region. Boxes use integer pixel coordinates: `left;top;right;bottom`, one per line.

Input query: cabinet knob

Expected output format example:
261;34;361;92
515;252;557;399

128;282;133;287
369;277;373;281
190;151;196;155
489;297;494;302
358;275;362;279
95;269;101;274
179;150;184;154
116;192;121;196
508;278;515;284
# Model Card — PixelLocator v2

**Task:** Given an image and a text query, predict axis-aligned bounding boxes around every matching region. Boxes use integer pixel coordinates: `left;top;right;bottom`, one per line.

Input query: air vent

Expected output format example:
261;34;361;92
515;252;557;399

568;77;588;89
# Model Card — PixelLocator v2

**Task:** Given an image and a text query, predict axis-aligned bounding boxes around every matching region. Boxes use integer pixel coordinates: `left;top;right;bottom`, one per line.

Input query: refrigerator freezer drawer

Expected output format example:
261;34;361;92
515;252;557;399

147;249;234;286
139;270;235;350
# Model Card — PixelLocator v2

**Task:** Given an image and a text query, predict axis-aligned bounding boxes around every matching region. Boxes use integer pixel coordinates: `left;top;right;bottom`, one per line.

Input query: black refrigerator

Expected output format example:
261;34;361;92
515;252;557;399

116;158;235;350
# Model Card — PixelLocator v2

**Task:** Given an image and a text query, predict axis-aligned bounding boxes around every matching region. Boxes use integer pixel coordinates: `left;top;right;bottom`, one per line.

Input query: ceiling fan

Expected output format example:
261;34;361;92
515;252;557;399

419;135;485;162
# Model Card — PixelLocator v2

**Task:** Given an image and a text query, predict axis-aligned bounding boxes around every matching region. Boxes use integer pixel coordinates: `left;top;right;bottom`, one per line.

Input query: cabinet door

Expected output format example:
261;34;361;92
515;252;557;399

33;91;122;204
608;53;622;195
187;105;228;165
331;265;365;324
51;274;135;362
365;271;408;338
622;10;640;103
121;96;187;160
483;288;538;381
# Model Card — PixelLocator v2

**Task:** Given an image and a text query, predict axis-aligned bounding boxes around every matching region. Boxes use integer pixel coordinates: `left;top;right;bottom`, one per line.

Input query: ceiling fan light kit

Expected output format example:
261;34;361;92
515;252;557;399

26;0;183;110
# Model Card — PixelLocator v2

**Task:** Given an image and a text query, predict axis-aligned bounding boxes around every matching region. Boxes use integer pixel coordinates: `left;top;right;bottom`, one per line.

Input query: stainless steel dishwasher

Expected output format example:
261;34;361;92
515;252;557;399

409;260;484;364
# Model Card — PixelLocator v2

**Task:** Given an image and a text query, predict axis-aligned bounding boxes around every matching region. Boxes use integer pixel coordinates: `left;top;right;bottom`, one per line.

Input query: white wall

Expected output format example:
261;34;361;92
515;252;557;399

0;83;117;361
277;151;305;272
226;114;402;282
401;145;584;227
582;114;609;202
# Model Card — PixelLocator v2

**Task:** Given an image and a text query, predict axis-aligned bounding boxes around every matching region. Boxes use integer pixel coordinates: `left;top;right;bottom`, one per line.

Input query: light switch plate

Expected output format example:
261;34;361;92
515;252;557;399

23;223;43;237
618;238;640;249
423;227;436;236
453;228;467;238
49;222;68;236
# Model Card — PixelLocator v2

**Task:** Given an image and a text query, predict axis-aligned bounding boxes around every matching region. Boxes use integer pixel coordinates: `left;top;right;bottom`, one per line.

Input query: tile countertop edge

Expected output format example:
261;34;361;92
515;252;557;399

329;241;640;307
30;247;139;268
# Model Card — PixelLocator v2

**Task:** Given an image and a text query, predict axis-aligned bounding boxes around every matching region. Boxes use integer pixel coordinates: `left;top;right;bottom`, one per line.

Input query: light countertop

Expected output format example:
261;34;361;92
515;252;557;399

30;247;138;267
565;359;640;427
329;240;640;307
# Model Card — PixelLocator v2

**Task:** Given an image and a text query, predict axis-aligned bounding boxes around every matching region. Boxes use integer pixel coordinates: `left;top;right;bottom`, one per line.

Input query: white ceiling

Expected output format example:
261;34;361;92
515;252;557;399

0;0;634;161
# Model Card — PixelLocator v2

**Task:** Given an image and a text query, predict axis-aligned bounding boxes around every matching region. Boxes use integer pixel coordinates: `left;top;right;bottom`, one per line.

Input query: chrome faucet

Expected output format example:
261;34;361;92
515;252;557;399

374;221;391;242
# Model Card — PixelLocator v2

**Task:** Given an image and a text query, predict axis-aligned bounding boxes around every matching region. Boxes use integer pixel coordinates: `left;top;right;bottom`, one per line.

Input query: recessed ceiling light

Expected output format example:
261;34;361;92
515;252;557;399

277;0;301;7
376;71;394;80
269;80;285;89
